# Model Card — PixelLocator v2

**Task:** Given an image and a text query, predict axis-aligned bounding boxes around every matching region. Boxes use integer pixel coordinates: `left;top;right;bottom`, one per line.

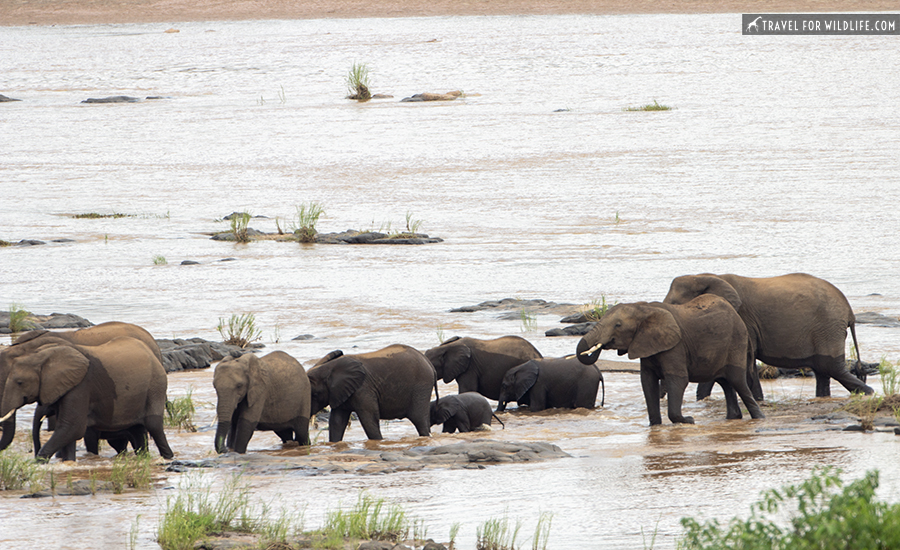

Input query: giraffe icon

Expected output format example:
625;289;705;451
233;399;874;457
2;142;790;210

746;16;763;32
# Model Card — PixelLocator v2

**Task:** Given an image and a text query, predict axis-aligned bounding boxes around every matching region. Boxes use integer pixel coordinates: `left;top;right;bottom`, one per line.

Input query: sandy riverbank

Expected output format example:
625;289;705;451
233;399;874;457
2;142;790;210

1;0;896;26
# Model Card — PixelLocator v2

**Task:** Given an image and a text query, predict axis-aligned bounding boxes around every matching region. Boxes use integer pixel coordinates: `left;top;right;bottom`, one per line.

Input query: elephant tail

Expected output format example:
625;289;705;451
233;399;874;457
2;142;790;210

592;364;605;408
849;320;865;383
491;412;505;429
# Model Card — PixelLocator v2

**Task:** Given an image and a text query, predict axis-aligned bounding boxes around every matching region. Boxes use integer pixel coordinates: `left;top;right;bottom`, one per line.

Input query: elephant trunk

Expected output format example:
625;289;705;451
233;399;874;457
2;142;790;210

0;413;16;451
576;337;602;365
214;421;231;454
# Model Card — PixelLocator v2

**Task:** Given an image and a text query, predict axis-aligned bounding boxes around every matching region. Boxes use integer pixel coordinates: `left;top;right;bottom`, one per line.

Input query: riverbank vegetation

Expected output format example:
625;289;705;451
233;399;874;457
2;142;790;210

624;100;671;112
216;313;262;348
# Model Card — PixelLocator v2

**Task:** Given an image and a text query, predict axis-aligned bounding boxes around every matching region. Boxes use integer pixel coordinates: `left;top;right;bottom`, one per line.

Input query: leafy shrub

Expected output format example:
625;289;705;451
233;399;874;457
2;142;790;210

292;202;325;243
230;212;251;243
679;467;900;550
216;313;262;348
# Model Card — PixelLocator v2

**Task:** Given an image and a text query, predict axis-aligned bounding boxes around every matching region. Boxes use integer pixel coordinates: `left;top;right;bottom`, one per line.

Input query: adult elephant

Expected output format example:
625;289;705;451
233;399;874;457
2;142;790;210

430;392;504;433
424;335;542;400
576;295;765;425
497;357;604;412
0;335;173;461
663;273;873;397
214;351;310;454
308;345;436;443
0;321;163;455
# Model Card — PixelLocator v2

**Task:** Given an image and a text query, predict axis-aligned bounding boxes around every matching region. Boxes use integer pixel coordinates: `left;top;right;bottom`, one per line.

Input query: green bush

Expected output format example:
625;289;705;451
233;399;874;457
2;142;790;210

0;450;44;491
679;467;900;550
229;212;251;243
292;202;325;243
7;303;35;333
216;313;262;349
346;62;371;101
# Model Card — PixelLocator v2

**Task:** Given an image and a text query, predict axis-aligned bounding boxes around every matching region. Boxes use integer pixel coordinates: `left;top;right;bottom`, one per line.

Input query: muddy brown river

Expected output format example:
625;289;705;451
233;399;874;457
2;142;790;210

2;12;900;550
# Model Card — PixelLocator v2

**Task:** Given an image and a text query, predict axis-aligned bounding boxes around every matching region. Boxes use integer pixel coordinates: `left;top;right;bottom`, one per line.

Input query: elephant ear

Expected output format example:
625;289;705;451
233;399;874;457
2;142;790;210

328;358;367;409
628;308;681;360
38;344;90;406
246;354;269;410
314;350;343;367
431;398;462;425
442;345;471;383
510;362;539;401
697;275;742;311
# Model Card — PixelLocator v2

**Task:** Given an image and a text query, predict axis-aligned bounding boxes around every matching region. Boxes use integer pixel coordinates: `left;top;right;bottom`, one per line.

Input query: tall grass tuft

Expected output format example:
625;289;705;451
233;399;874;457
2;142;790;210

405;211;424;234
292;202;325;243
152;255;167;265
217;313;262;348
346;62;371;101
7;303;35;333
477;513;523;550
110;451;153;494
166;387;197;432
624;100;672;111
320;492;409;543
449;522;462;550
230;212;251;243
581;296;614;322
531;513;553;550
157;472;253;550
878;357;900;396
0;450;44;491
520;310;538;332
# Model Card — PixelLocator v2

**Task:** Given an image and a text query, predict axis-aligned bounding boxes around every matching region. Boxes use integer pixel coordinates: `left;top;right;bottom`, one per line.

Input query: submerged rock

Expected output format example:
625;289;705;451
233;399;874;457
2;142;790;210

0;94;22;102
0;312;93;334
81;95;141;103
156;337;257;372
401;90;463;102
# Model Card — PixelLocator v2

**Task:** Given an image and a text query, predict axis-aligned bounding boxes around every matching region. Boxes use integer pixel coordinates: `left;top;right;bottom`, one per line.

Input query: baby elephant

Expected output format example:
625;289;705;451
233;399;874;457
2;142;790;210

430;392;505;433
497;357;604;412
214;351;311;454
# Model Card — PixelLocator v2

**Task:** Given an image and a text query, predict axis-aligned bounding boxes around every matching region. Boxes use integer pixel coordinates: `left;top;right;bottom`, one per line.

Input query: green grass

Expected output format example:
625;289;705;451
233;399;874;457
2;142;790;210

0;450;44;491
110;451;153;494
292;202;325;243
520;309;538;332
624;100;672;112
581;296;614;322
842;393;884;431
449;522;461;549
166;387;197;431
477;513;523;550
878;357;899;396
229;212;251;243
152;255;167;265
7;303;35;333
216;313;262;348
0;239;11;247
346;62;371;101
73;212;133;219
679;467;900;550
531;513;553;550
405;211;424;234
319;492;409;544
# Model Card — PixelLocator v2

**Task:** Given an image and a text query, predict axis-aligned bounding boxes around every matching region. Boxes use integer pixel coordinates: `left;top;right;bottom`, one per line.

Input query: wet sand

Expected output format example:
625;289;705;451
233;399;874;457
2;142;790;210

1;0;896;26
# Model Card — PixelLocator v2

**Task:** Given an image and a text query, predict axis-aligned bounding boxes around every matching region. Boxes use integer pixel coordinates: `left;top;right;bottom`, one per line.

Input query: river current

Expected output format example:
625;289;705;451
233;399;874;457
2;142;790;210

1;13;899;549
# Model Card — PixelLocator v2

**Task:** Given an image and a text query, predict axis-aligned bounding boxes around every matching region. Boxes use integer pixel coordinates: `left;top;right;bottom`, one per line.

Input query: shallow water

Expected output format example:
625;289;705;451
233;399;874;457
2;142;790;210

2;13;900;550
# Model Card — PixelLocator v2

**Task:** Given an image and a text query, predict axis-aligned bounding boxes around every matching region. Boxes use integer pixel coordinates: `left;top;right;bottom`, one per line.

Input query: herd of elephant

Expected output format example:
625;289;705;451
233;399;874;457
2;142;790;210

0;272;874;461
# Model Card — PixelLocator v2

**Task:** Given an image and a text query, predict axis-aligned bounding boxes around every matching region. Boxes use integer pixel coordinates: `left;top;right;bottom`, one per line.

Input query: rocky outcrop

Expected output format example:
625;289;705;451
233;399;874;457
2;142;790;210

0;312;93;334
210;228;268;241
545;322;596;337
401;90;463;102
0;94;22;102
314;230;443;245
156;338;258;373
81;96;141;103
856;311;900;328
450;298;579;317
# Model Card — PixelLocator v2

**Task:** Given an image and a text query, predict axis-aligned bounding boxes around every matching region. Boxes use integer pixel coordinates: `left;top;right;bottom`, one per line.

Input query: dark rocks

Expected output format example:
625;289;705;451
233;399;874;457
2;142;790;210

180;260;200;265
210;228;267;241
81;96;141;103
0;94;22;102
291;334;315;341
545;322;596;337
450;298;578;317
401;91;462;102
0;312;93;334
315;230;443;245
223;212;268;220
856;311;900;328
13;239;45;246
156;338;256;373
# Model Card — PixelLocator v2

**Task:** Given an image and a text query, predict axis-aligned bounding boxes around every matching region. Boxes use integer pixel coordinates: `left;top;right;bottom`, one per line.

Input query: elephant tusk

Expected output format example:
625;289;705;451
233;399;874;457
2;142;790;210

0;409;15;423
580;343;604;356
563;354;576;360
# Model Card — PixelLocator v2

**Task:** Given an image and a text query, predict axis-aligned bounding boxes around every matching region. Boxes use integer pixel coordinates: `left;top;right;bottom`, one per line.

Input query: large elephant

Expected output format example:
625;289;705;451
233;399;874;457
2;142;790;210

576;295;765;425
214;351;310;454
308;345;436;442
1;321;163;455
497;357;604;412
430;392;504;433
424;335;542;400
663;273;873;397
0;335;173;460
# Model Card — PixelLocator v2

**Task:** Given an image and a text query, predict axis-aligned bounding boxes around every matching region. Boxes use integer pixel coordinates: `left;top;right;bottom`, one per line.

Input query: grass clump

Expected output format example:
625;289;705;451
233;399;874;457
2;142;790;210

110;451;153;494
0;450;44;491
581;295;615;322
624;99;672;112
0;239;11;247
346;62;371;101
878;357;900;396
318;492;409;544
477;512;523;550
7;303;35;333
166;387;197;432
229;212;252;243
217;313;262;349
292;202;325;243
157;473;254;550
153;255;167;265
842;393;885;431
73;212;132;219
679;467;900;550
520;309;538;332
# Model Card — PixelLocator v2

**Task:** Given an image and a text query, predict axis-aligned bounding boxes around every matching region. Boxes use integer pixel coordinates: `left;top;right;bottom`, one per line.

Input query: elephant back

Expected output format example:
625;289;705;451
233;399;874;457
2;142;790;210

258;351;310;422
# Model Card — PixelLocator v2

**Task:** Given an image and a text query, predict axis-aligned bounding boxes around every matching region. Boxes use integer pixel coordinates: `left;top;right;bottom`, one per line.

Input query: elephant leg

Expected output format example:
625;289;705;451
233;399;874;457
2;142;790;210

696;381;714;401
292;417;310;446
529;391;547;412
144;415;174;459
410;412;431;437
274;428;293;443
32;408;47;458
664;376;693;424
355;408;383;440
328;408;352;442
726;368;765;419
818;356;874;396
129;425;149;453
442;419;458;433
84;428;103;454
453;415;471;433
232;418;258;454
814;369;832;397
717;379;743;419
640;363;663;426
37;393;89;461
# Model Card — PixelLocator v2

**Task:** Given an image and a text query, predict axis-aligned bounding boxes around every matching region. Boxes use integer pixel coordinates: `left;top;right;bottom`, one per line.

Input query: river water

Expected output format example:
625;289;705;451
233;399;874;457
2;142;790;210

1;12;900;550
